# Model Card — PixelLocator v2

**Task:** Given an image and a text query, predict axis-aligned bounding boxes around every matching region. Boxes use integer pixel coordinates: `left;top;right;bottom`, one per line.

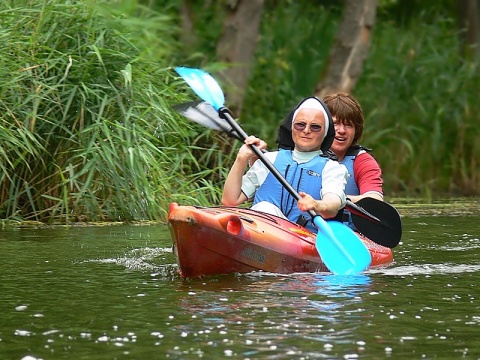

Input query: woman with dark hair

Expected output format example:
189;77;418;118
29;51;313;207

323;92;383;203
222;97;348;234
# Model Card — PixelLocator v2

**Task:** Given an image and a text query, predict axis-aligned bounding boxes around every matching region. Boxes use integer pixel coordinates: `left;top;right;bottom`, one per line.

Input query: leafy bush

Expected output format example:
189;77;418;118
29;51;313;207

0;0;223;222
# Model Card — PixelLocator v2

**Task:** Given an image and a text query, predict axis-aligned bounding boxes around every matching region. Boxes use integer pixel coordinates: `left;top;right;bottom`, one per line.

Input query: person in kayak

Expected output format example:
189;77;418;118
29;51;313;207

276;92;383;230
323;92;383;229
324;92;383;201
222;97;348;233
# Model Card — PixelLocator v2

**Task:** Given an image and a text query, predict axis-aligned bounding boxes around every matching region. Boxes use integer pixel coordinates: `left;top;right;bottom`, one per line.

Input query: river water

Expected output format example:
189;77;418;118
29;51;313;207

1;212;479;359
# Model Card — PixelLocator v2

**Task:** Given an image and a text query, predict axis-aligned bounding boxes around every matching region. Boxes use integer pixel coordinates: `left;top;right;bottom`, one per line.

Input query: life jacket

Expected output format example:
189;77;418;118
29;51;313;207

336;145;371;230
253;149;329;233
340;154;360;195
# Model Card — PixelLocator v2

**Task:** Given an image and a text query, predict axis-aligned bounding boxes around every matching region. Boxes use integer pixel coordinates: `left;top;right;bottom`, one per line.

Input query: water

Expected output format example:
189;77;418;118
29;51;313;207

0;215;479;359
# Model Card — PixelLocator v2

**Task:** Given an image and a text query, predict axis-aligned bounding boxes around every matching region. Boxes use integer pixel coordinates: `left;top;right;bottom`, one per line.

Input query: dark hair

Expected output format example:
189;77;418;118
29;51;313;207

323;92;364;145
276;96;335;152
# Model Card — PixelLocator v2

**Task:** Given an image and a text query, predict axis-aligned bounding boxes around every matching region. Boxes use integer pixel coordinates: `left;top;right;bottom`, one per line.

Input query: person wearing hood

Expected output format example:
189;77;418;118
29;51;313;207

222;97;348;234
276;92;383;230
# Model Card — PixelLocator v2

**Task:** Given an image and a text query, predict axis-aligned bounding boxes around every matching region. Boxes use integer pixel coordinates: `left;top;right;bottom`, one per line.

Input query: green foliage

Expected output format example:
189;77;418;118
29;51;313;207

244;2;480;198
377;0;457;26
2;0;479;224
0;0;223;222
357;13;480;197
242;2;338;144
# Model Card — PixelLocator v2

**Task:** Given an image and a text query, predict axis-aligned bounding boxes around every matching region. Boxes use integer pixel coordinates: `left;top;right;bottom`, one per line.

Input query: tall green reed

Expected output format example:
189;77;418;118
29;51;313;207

0;0;224;222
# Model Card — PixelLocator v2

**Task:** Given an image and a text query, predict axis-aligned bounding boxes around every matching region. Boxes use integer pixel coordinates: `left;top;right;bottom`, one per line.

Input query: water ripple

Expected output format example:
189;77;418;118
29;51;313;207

82;247;177;275
369;263;480;275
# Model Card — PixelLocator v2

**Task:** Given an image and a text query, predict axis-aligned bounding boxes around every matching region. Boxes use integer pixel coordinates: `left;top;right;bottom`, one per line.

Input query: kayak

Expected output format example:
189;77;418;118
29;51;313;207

168;203;393;278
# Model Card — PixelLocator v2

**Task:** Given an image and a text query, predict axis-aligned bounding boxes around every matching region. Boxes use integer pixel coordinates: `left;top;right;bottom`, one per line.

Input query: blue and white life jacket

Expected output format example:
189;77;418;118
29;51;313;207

253;149;328;233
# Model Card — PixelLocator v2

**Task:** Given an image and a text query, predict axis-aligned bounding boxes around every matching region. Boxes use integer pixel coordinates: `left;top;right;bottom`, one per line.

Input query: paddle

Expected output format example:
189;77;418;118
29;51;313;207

348;197;402;247
172;101;242;141
174;100;402;248
175;66;372;275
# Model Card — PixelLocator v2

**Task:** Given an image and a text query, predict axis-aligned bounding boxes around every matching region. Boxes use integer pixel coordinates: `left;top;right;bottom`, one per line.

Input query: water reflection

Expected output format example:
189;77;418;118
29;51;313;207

174;272;374;324
168;272;377;358
312;274;371;298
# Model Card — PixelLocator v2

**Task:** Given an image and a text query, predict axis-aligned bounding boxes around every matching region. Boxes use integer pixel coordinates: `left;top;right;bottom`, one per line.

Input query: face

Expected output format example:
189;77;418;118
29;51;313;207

331;116;356;159
292;109;325;152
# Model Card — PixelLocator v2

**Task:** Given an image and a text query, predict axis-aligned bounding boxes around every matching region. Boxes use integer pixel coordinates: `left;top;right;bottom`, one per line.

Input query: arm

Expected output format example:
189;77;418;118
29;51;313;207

349;152;383;202
297;192;343;219
297;160;348;218
221;136;267;206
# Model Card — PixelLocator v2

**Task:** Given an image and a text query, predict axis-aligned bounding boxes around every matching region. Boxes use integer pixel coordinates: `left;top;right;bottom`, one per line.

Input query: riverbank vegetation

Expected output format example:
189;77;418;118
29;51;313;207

242;3;480;199
1;0;479;223
0;0;217;222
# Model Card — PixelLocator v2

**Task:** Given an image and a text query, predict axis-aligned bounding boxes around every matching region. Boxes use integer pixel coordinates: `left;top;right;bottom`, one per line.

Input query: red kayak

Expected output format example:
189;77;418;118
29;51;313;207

168;203;393;278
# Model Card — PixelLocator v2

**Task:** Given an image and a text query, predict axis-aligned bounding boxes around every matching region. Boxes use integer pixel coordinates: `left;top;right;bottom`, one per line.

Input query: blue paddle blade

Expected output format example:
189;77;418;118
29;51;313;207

175;67;225;110
314;217;372;275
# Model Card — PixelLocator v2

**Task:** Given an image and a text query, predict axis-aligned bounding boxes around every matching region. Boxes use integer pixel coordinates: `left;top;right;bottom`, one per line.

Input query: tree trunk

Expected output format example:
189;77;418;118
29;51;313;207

315;0;377;99
216;0;264;116
457;0;480;60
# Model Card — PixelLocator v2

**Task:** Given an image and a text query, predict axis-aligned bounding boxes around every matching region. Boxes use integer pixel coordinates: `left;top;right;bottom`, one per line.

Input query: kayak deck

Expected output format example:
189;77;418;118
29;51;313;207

168;203;393;278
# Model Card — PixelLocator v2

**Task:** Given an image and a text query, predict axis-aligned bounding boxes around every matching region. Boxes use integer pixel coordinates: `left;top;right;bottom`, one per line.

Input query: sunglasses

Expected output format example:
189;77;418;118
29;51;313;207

293;122;323;132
